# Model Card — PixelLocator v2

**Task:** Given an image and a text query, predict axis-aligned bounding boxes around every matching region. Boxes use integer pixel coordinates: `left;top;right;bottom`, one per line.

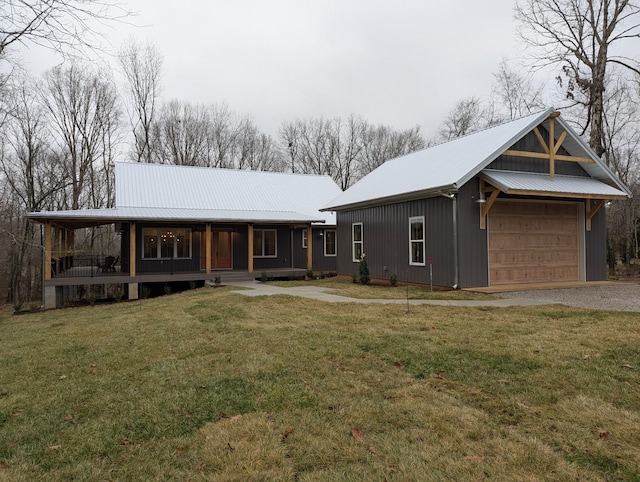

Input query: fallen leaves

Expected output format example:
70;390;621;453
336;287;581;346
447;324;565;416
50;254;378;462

63;414;78;424
464;455;485;463
393;361;403;370
351;428;364;442
49;445;61;451
280;428;294;443
597;429;610;439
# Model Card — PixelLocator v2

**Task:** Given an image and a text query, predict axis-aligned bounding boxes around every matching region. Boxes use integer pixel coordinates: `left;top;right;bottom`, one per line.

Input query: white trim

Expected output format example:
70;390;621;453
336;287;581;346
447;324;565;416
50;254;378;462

142;227;192;260
324;229;337;257
253;229;277;258
302;229;308;249
352;222;363;262
409;216;426;266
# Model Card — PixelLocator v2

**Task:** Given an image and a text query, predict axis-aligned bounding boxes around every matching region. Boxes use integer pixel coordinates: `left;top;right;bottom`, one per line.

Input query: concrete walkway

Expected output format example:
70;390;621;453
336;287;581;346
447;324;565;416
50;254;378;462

227;281;557;307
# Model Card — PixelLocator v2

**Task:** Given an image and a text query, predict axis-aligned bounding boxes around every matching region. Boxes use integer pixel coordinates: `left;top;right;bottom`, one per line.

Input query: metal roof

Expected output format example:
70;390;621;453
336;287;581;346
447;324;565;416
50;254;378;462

29;163;343;226
323;108;631;211
481;170;629;199
115;162;341;224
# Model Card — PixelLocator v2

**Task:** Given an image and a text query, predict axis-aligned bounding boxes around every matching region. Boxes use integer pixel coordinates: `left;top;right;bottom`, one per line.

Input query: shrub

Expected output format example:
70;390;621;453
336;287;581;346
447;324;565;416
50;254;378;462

359;254;370;285
214;275;222;285
390;273;398;286
306;269;314;279
261;271;268;283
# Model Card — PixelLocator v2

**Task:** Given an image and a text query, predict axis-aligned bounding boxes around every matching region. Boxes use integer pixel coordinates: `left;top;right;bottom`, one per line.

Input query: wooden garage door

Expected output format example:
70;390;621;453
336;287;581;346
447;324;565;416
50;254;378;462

489;201;579;285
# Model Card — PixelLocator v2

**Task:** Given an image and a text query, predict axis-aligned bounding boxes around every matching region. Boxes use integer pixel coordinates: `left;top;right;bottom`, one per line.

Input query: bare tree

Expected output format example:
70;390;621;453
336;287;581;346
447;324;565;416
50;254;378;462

0;0;133;59
491;59;547;120
153;100;210;166
42;64;121;210
437;97;486;141
515;0;640;157
119;38;163;163
0;77;64;304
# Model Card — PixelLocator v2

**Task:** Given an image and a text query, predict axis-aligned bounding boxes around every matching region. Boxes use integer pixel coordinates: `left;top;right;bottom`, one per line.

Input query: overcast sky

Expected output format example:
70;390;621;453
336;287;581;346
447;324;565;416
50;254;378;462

18;0;533;139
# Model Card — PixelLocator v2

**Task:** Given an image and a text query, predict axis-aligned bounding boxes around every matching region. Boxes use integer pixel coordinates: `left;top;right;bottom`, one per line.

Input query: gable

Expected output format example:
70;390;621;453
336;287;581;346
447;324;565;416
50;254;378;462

323;108;631;211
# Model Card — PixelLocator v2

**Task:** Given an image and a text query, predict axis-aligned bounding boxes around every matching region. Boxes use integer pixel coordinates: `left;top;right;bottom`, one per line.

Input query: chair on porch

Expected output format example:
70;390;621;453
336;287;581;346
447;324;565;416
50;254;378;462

98;255;119;273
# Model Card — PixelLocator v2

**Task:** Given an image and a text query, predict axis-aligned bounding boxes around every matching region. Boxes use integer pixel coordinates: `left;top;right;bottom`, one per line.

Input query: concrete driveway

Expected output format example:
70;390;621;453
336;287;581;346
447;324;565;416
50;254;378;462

227;281;640;312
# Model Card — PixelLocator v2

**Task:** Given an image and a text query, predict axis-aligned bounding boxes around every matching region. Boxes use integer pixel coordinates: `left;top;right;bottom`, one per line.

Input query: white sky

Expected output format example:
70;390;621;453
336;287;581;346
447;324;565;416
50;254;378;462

17;0;530;139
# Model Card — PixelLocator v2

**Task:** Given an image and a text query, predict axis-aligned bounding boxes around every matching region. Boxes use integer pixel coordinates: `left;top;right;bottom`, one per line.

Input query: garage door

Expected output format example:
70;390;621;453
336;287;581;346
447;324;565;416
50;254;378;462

489;201;580;285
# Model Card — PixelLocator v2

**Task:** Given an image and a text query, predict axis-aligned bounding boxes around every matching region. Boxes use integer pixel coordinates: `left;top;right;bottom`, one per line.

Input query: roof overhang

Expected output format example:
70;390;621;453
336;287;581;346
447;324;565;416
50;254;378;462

27;207;326;230
321;184;459;212
481;169;630;200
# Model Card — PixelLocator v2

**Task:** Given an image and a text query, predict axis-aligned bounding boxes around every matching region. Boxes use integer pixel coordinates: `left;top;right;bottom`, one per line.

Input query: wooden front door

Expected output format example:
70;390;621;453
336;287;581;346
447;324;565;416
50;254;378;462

488;201;579;285
212;229;233;269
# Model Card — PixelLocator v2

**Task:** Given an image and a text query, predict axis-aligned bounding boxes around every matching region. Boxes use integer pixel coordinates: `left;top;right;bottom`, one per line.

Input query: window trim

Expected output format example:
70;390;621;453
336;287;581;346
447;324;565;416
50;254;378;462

253;229;278;258
302;229;308;249
324;229;336;257
409;216;425;266
352;222;363;262
142;227;192;260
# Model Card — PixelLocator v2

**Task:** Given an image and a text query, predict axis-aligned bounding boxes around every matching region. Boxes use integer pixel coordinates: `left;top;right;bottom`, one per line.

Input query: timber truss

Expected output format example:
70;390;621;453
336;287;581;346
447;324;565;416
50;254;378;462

479;112;624;231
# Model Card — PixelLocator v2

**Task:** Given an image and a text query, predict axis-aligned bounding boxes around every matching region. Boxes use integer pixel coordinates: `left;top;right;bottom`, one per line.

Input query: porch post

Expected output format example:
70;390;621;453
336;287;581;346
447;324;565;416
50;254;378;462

44;222;52;280
248;224;254;273
205;223;212;274
129;222;136;277
307;226;313;272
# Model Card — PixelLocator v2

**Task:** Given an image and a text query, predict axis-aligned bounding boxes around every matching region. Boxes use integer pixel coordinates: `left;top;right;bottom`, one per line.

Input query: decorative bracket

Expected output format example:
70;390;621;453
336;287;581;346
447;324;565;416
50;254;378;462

586;199;606;231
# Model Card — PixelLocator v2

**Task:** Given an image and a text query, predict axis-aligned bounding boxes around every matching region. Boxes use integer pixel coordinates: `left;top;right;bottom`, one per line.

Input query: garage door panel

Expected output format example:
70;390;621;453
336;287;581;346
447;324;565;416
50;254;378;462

488;201;580;285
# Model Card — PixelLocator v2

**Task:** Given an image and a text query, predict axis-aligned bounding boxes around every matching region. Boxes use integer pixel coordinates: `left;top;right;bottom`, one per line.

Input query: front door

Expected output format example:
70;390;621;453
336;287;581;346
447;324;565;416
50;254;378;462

212;229;233;269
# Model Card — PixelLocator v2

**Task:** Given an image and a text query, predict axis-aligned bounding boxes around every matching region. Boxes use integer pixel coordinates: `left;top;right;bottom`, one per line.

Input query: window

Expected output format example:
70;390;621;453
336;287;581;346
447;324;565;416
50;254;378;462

143;228;192;259
324;230;336;256
254;229;277;257
409;216;425;265
302;229;308;248
352;223;363;262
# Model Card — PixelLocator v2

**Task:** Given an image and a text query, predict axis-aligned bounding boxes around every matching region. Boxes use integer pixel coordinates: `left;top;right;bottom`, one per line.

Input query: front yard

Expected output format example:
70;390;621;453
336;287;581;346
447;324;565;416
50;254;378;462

0;285;638;480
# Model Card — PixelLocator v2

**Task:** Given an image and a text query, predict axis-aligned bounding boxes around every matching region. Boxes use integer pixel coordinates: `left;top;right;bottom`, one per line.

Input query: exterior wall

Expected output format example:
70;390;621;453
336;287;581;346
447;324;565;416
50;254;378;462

457;180;489;288
488;129;589;177
136;223;202;274
336;197;456;287
585;205;607;281
252;225;293;271
292;227;337;272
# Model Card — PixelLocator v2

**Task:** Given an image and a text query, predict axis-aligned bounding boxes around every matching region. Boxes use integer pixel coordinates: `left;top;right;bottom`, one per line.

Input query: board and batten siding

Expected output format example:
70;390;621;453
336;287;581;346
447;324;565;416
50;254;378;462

292;227;337;272
585;204;607;281
336;197;456;287
456;180;489;288
487;129;589;177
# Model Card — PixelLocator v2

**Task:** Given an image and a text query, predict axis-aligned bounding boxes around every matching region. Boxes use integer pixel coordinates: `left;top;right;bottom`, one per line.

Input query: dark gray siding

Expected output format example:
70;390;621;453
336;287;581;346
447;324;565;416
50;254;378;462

252;226;293;270
457;180;489;288
136;223;202;274
336;198;456;287
585;205;607;281
488;129;589;176
232;225;249;270
291;227;337;272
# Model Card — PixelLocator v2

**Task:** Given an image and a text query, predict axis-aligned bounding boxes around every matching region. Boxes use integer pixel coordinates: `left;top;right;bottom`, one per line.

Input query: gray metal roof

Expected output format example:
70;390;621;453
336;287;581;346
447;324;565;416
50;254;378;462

481;169;629;199
115;162;342;224
323;108;631;211
29;163;342;225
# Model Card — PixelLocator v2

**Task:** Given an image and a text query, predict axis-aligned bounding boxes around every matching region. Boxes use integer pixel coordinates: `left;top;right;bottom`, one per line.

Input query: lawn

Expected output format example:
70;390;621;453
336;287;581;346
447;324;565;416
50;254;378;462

0;286;639;480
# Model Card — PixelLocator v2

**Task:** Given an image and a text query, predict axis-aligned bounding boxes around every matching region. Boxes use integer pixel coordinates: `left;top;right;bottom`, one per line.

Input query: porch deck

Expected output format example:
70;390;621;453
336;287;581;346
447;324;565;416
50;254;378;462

45;268;309;287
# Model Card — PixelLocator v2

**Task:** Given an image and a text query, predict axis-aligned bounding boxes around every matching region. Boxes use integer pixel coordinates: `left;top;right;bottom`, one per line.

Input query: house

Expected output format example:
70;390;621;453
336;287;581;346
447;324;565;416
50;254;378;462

28;163;342;308
322;108;631;289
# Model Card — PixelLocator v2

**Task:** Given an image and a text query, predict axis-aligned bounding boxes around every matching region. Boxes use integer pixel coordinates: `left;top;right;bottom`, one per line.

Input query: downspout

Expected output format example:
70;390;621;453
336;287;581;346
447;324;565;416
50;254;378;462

452;195;459;290
290;230;294;268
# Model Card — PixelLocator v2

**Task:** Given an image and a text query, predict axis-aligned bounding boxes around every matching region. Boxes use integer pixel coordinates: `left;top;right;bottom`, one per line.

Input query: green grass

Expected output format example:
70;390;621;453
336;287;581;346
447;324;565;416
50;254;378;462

0;287;639;480
267;276;497;300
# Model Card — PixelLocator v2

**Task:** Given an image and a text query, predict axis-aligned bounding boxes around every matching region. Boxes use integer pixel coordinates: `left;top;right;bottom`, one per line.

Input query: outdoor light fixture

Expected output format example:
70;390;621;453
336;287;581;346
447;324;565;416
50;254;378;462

476;192;487;204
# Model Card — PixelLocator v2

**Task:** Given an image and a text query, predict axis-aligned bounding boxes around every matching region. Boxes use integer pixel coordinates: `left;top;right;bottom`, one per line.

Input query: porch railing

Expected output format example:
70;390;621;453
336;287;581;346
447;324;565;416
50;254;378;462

51;255;127;279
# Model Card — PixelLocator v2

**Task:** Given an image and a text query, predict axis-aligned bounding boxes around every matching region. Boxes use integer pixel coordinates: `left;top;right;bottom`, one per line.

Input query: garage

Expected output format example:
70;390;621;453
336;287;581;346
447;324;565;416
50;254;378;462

488;201;580;285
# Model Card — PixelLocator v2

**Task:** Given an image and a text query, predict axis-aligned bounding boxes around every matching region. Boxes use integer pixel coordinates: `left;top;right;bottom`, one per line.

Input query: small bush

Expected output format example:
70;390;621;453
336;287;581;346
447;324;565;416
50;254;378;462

141;286;151;299
390;273;398;286
214;275;222;285
261;271;268;283
359;254;370;285
306;269;314;279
